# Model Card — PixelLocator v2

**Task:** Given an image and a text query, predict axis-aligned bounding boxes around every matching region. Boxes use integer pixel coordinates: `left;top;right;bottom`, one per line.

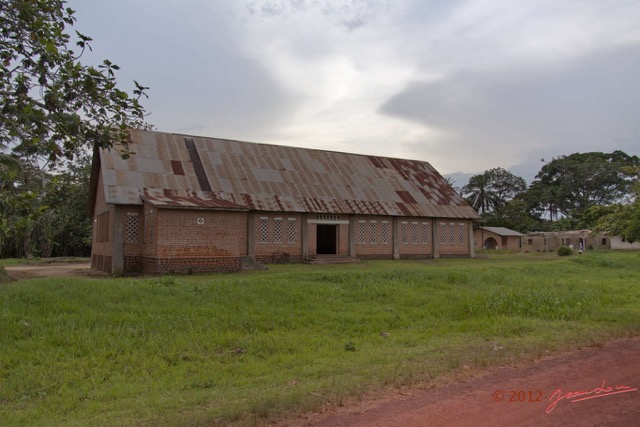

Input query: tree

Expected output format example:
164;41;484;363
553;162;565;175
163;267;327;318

0;161;47;257
528;152;640;219
1;0;148;259
461;167;527;214
592;166;640;243
462;173;491;214
41;153;93;256
0;153;92;258
592;202;640;243
1;0;149;167
483;198;541;233
524;179;561;221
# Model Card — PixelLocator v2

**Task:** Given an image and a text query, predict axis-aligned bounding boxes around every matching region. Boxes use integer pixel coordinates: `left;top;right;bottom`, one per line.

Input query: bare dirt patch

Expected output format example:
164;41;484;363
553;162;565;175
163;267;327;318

281;336;640;427
4;261;102;280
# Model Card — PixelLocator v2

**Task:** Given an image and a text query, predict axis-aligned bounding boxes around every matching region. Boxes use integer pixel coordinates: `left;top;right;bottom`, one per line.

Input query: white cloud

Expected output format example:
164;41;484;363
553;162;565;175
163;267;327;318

69;0;640;176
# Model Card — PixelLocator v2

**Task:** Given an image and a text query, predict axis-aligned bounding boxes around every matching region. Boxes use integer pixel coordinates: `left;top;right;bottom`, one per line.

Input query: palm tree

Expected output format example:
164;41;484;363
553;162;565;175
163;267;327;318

462;173;492;214
461;168;527;215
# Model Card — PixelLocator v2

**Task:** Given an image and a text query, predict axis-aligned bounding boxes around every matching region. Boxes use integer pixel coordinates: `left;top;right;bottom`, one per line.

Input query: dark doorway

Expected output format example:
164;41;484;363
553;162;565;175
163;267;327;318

317;224;338;254
484;237;498;250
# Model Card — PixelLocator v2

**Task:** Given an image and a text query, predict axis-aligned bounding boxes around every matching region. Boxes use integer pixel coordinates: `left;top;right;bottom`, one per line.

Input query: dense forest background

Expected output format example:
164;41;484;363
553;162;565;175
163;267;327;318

457;151;640;241
0;153;92;258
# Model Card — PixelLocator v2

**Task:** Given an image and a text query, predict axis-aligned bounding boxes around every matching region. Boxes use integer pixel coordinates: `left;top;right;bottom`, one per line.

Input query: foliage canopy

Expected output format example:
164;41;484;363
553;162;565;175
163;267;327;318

461;152;639;236
1;0;149;257
461;167;526;214
528;151;639;219
0;0;149;166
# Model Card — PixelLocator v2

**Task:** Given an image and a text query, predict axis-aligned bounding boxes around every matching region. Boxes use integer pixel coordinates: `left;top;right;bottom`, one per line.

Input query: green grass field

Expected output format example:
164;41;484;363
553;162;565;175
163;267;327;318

1;252;639;426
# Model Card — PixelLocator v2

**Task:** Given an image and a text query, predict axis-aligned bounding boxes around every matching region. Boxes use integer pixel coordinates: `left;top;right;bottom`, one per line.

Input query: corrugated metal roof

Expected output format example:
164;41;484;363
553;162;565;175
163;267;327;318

479;227;524;237
142;189;247;210
527;230;592;237
97;129;480;219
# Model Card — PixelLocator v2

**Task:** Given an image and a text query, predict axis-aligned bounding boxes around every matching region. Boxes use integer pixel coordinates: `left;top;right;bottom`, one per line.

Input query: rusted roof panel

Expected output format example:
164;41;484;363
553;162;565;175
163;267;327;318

142;189;247;210
98;129;479;219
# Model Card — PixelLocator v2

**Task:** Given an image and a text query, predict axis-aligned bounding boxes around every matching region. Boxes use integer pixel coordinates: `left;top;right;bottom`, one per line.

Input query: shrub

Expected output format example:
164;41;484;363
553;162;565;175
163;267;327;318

557;246;573;256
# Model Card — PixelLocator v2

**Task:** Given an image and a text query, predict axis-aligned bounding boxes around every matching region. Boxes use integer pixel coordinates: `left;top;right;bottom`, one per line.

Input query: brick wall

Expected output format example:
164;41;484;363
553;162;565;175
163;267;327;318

473;229;521;251
155;210;247;257
253;213;303;259
91;254;112;272
521;233;599;252
307;223;317;256
128;209;248;274
90;173;113;273
124;256;143;273
122;206;145;273
437;220;472;256
250;215;471;260
93;191;476;275
142;256;241;274
305;215;350;257
397;217;435;257
337;223;349;255
353;216;393;256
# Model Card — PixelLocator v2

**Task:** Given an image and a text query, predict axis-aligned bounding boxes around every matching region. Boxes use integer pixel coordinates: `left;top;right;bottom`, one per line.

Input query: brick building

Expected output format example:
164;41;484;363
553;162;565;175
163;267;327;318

521;230;616;252
88;129;480;274
473;226;523;251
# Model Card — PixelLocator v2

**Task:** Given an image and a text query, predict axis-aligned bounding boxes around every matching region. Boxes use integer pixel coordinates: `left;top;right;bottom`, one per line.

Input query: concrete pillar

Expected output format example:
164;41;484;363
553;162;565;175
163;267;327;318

392;217;400;260
432;218;440;259
467;220;475;258
246;212;255;258
349;215;356;258
302;213;309;259
111;206;124;275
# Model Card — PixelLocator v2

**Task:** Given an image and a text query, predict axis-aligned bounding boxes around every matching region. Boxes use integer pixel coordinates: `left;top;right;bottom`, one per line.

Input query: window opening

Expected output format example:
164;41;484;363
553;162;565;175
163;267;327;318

411;222;418;244
401;222;408;245
274;218;282;243
381;221;389;244
358;221;366;244
259;217;269;243
439;223;447;244
288;218;296;243
126;212;139;243
422;222;429;245
370;221;377;244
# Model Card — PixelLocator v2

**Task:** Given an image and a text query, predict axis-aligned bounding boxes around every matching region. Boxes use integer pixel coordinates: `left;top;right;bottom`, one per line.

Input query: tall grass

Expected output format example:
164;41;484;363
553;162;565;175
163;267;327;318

0;266;9;284
1;252;639;426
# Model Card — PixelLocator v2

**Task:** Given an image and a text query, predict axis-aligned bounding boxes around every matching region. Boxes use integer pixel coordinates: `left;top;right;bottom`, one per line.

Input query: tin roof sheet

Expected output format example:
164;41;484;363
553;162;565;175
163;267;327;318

96;129;479;219
479;227;524;237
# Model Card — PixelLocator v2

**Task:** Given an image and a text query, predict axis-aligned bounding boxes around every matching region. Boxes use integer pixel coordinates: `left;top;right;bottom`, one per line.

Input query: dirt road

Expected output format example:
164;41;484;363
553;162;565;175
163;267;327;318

283;336;640;426
4;262;93;280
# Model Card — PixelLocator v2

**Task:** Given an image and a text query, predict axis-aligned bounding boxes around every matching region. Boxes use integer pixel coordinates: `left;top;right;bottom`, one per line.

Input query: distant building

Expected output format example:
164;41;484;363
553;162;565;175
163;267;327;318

474;226;523;251
607;235;640;250
88;129;480;275
521;230;617;252
474;227;640;253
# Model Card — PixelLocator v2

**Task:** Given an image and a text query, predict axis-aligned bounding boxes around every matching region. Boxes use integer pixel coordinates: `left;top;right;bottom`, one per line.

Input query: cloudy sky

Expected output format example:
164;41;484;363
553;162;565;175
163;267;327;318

68;0;640;185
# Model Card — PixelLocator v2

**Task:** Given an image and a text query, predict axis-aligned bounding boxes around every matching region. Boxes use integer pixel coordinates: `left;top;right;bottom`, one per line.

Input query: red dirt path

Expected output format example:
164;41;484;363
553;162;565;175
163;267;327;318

281;336;640;426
